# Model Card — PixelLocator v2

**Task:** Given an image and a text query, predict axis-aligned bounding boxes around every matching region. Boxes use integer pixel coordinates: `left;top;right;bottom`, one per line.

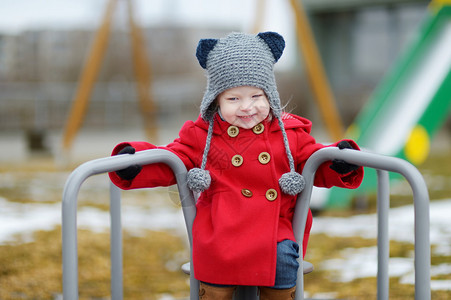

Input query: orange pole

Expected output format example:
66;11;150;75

127;0;158;142
62;0;117;151
252;0;267;34
289;0;344;141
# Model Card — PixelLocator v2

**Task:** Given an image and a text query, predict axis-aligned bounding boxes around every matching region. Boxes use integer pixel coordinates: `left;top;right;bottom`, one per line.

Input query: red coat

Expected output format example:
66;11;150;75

109;113;363;286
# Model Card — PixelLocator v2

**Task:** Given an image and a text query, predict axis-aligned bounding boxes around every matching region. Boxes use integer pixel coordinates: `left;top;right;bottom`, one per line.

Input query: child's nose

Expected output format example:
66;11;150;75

240;98;253;111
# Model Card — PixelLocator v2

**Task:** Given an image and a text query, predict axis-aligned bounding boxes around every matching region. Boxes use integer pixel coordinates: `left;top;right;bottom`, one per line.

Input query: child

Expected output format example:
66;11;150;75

109;32;363;300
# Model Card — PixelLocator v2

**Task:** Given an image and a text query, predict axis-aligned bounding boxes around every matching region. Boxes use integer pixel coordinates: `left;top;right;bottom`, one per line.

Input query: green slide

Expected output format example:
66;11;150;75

319;4;451;209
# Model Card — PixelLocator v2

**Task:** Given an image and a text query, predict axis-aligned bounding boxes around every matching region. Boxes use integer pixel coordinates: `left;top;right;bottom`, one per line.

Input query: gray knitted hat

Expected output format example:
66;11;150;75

187;32;305;196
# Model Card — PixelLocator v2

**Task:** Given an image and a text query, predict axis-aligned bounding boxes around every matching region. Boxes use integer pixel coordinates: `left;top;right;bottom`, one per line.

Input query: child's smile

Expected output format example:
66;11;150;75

217;86;270;129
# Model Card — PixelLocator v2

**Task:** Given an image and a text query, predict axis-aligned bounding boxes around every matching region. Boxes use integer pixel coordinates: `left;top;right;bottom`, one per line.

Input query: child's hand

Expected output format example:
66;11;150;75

329;141;360;174
115;146;142;180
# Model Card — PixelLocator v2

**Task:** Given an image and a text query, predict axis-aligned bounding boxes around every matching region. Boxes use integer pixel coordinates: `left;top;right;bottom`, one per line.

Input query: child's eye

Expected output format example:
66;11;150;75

227;97;238;101
252;94;263;99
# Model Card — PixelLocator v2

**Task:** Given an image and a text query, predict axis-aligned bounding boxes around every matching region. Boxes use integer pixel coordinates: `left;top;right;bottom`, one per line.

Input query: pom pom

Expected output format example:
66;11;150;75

279;171;305;196
187;168;211;192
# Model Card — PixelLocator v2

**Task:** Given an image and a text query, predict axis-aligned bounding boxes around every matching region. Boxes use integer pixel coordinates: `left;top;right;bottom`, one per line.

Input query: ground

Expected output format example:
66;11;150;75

0;141;450;299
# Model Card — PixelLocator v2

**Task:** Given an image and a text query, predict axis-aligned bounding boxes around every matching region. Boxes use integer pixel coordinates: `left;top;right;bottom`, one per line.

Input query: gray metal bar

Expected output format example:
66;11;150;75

377;170;389;300
62;149;197;300
110;182;123;299
293;147;430;300
63;147;430;300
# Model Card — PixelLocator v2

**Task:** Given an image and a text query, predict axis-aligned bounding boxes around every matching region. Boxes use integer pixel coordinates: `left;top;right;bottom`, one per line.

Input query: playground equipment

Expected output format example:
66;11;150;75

290;0;345;141
323;2;451;208
61;0;157;153
62;147;431;299
60;0;345;153
59;0;444;211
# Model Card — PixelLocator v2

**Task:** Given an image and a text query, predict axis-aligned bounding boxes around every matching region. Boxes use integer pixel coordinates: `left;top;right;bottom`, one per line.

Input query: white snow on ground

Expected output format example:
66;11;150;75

312;198;451;289
0;196;185;243
0;197;62;243
312;198;451;245
0;196;450;290
312;198;451;254
319;247;413;282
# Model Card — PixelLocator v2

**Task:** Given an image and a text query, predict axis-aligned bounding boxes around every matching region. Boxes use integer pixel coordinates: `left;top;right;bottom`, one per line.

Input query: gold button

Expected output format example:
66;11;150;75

266;189;278;201
258;152;270;164
227;126;239;137
253;123;264;134
241;189;253;197
231;154;243;167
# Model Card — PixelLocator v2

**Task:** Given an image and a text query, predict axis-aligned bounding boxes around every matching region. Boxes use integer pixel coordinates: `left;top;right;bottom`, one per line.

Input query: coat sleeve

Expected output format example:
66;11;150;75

313;139;364;189
109;121;204;190
294;131;363;189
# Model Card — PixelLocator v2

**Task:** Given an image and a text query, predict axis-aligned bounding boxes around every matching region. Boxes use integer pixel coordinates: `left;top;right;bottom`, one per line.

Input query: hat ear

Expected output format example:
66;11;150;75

196;39;218;69
257;32;285;62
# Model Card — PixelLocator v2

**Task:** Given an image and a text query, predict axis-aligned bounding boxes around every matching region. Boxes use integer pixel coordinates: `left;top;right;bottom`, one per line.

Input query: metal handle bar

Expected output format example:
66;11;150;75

292;147;430;300
62;147;430;300
62;149;197;300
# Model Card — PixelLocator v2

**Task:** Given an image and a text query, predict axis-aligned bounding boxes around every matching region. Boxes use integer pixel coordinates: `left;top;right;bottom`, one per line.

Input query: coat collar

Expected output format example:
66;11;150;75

193;112;312;135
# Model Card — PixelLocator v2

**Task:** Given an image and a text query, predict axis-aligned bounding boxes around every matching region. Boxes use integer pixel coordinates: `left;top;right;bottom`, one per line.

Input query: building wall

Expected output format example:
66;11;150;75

0;27;231;130
309;2;429;121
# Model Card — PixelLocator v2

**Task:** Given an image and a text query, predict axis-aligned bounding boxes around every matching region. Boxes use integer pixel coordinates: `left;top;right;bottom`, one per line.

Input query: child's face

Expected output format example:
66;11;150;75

217;86;270;129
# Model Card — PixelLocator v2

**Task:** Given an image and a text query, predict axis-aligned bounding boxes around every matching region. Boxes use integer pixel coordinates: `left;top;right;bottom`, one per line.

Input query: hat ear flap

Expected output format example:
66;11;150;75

196;39;218;69
257;31;285;62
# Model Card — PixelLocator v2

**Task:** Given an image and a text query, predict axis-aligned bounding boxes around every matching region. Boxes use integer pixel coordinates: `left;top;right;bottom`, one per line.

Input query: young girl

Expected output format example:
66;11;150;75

109;32;364;300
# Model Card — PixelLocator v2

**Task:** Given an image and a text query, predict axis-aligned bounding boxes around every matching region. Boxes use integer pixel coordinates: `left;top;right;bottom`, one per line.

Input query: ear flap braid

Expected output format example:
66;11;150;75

276;116;305;195
191;32;305;196
187;119;214;192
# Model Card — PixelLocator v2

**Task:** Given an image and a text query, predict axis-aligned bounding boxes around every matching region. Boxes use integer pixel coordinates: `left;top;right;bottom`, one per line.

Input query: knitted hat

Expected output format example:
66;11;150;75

187;32;305;196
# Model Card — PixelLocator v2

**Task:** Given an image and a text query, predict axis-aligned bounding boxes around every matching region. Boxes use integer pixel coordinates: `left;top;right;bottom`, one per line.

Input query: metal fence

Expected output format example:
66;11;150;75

62;147;431;300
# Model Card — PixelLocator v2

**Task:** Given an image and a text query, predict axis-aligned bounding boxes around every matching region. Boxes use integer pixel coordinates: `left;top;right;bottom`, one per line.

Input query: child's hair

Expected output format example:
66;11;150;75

187;32;305;196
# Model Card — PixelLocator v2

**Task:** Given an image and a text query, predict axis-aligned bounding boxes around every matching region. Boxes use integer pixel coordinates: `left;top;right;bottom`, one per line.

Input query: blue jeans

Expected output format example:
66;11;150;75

202;239;299;289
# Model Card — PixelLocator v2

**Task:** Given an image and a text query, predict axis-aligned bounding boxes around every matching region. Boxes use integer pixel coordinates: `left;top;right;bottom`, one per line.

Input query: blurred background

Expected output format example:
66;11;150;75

1;0;451;299
1;0;447;163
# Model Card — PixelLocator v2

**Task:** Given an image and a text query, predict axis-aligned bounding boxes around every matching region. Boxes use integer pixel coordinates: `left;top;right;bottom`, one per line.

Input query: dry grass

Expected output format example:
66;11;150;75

0;228;189;299
304;234;451;299
2;228;450;299
0;151;450;299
